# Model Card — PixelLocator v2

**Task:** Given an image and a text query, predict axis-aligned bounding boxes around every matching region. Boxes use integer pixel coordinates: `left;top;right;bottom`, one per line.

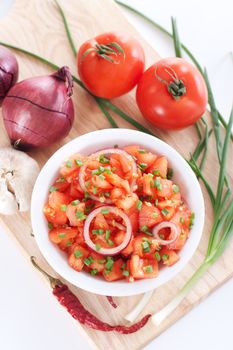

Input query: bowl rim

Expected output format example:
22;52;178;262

31;128;205;296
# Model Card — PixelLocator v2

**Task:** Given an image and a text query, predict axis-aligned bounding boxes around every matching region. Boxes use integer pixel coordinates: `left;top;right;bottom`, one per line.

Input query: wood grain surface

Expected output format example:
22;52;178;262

0;1;232;349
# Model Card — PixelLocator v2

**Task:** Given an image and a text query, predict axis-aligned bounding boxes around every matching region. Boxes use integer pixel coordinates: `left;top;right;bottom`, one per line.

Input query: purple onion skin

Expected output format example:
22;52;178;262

0;46;19;105
2;66;75;150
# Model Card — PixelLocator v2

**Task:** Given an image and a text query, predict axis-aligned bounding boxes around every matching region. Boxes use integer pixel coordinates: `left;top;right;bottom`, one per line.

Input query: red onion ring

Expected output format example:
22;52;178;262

83;206;132;255
79;148;137;203
152;221;179;246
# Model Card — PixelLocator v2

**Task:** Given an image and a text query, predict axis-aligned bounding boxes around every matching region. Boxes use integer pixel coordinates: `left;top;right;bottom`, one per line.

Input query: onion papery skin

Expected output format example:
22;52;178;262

2;66;74;150
0;46;18;105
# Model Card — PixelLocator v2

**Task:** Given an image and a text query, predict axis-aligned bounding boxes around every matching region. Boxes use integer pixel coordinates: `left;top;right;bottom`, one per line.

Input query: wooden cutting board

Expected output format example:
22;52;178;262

0;1;232;349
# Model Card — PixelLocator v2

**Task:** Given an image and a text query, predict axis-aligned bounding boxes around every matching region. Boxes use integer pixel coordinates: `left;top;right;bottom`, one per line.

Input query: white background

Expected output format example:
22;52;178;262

0;0;232;349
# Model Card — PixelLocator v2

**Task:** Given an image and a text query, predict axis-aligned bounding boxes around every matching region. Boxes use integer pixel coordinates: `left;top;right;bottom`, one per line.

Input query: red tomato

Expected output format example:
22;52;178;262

136;57;208;129
139;203;162;228
77;32;145;98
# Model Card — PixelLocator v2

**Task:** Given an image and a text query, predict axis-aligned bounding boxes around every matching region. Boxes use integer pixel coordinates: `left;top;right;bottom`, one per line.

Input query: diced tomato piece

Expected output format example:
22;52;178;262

142;174;154;196
160;206;175;220
136;151;157;168
113;230;133;256
160;247;180;266
119;154;132;173
49;227;77;244
124;145;140;157
130;255;158;279
128;210;139;233
93;213;109;230
88;252;105;272
132;234;159;258
139;203;162;228
44;204;67;225
103;259;124;281
48;191;71;210
68;245;89;272
110;187;125;201
109;156;125;178
169;228;189;250
60;154;85;177
156;178;173;198
148;156;168;178
66;202;86;227
87;160;100;170
91;175;113;190
104;173;130;193
115;193;138;211
52;177;70;192
58;238;75;253
171;204;192;230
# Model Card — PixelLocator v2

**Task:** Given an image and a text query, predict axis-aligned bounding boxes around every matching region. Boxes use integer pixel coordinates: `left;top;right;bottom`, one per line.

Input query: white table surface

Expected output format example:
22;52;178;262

0;0;232;349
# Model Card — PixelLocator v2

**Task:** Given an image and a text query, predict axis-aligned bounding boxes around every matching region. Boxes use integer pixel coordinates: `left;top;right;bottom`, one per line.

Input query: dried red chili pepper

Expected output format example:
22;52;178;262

31;257;151;333
106;296;118;309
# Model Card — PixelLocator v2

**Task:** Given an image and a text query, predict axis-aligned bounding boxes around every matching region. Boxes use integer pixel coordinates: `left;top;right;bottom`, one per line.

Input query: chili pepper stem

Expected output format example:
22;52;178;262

30;256;61;289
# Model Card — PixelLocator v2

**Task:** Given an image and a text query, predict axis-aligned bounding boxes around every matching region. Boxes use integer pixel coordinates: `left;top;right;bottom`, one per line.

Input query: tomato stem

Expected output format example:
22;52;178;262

154;64;186;100
82;42;125;64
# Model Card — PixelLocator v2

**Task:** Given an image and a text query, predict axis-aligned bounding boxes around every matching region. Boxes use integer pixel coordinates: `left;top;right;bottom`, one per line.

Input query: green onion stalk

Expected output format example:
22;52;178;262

116;1;233;324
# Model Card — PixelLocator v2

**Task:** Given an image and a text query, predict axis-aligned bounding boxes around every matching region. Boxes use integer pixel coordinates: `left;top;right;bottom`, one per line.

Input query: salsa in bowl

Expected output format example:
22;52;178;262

31;129;204;296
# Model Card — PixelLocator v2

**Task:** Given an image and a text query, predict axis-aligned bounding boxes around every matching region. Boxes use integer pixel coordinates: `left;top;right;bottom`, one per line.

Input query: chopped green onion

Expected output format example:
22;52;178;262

123;270;130;276
155;199;159;206
136;200;143;210
66;241;72;247
60;204;67;212
154;179;162;191
167;168;174;179
95;244;101;251
57;176;65;183
92;229;104;235
98;259;106;264
85;181;90;188
75;210;87;221
140;225;153;236
49;186;57;192
138;149;146;154
101;209;110;214
105;229;111;240
173;185;179;193
152;169;160;176
161;208;170;216
105;257;114;270
84;257;94;266
107;239;114;246
66;160;72;168
99;154;110;164
92;169;99;175
71;199;80;206
75;159;83;167
139;162;147;170
93;186;97;195
154;252;161;262
189;212;195;228
74;250;83;258
162;254;169;261
98;174;105;180
90;269;98;275
180;216;184;223
48;222;53;229
144;265;153;273
141;241;151;253
58;233;66;238
120;262;126;270
104;192;110;197
152;211;158;218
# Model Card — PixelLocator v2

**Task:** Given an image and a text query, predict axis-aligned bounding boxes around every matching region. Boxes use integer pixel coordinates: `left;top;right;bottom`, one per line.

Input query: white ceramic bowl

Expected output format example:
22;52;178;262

31;129;204;296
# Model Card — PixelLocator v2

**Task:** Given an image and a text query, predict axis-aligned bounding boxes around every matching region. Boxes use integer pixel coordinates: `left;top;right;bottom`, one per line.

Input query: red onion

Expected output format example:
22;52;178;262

83;206;132;255
79;148;137;203
152;221;179;246
0;46;18;104
2;66;74;150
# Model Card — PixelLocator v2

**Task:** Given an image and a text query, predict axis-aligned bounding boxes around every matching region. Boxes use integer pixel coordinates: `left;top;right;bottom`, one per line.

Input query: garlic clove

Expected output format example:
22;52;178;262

0;147;39;214
0;178;18;215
